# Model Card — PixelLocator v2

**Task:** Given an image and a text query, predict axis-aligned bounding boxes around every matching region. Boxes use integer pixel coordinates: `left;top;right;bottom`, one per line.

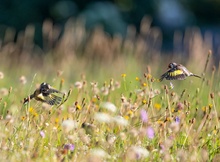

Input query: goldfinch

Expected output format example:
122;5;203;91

24;82;63;105
160;62;201;81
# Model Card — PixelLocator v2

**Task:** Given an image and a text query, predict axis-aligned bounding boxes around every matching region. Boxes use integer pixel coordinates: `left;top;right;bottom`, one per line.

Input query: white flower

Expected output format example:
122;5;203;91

133;146;149;158
100;87;109;95
74;81;83;89
0;88;8;96
113;116;128;126
135;89;145;96
100;102;117;113
19;76;27;84
127;146;149;160
90;148;109;158
61;120;78;133
94;112;112;123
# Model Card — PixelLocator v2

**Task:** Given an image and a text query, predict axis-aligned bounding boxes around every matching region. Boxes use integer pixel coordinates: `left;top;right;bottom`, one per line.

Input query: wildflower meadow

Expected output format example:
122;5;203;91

0;18;219;161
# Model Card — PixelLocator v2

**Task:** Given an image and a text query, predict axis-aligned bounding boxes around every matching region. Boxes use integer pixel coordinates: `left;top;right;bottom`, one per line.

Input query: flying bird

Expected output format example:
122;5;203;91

24;82;63;105
160;62;201;81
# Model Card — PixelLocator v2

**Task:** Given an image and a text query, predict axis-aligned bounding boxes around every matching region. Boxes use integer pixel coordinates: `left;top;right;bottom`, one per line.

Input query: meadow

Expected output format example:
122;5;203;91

0;18;219;161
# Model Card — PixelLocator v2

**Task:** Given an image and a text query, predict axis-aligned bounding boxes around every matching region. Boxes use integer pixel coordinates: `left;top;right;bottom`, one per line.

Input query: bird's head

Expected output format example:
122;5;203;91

168;62;177;69
40;82;50;93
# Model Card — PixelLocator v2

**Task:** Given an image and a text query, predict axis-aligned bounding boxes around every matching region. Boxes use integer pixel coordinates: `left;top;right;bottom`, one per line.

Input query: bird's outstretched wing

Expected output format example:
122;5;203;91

42;94;63;105
160;69;187;81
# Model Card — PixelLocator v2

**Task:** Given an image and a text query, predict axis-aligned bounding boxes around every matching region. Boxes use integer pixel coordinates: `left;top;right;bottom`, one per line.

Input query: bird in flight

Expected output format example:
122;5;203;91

159;62;201;81
24;82;63;105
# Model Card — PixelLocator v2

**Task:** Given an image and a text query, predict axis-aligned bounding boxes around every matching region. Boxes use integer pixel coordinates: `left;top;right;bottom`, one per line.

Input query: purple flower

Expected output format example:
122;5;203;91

175;116;180;123
146;127;155;139
40;131;45;138
64;144;75;152
140;109;148;123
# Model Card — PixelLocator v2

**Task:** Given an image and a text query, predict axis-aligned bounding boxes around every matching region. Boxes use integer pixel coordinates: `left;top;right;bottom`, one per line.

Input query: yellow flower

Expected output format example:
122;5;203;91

33;112;38;117
124;115;129;120
146;74;152;79
29;107;38;117
154;103;161;110
91;97;97;103
127;110;133;116
76;104;82;110
208;104;213;109
142;82;147;87
212;129;217;135
55;118;59;124
202;106;206;112
21;116;26;121
142;99;147;104
135;77;139;81
29;107;34;113
157;120;164;124
121;74;126;78
166;117;171;122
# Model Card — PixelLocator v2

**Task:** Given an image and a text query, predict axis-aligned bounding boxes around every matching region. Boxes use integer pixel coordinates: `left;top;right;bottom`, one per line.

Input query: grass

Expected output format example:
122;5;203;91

0;18;219;161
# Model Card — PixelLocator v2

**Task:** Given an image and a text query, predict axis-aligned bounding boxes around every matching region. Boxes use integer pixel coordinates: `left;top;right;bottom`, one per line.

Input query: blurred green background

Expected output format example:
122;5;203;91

0;0;220;52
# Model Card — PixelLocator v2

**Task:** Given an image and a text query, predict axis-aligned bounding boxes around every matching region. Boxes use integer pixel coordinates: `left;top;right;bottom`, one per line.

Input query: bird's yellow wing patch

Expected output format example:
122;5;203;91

168;70;184;77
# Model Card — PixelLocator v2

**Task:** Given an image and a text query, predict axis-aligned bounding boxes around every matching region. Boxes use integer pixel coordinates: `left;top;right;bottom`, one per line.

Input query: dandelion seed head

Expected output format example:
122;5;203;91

90;148;109;158
106;134;116;145
126;146;149;160
115;81;120;88
135;89;145;96
94;112;112;123
5;114;14;123
74;81;83;89
61;120;78;133
169;122;180;132
113;116;129;126
100;102;117;113
0;88;8;96
19;76;27;84
100;87;109;95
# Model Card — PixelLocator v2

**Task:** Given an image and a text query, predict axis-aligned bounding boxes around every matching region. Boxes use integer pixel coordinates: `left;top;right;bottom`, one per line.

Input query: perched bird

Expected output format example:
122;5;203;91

160;62;201;81
24;82;63;105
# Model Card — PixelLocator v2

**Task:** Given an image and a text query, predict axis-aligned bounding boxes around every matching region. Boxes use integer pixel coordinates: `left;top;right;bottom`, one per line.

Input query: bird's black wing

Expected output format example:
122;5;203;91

43;94;63;105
